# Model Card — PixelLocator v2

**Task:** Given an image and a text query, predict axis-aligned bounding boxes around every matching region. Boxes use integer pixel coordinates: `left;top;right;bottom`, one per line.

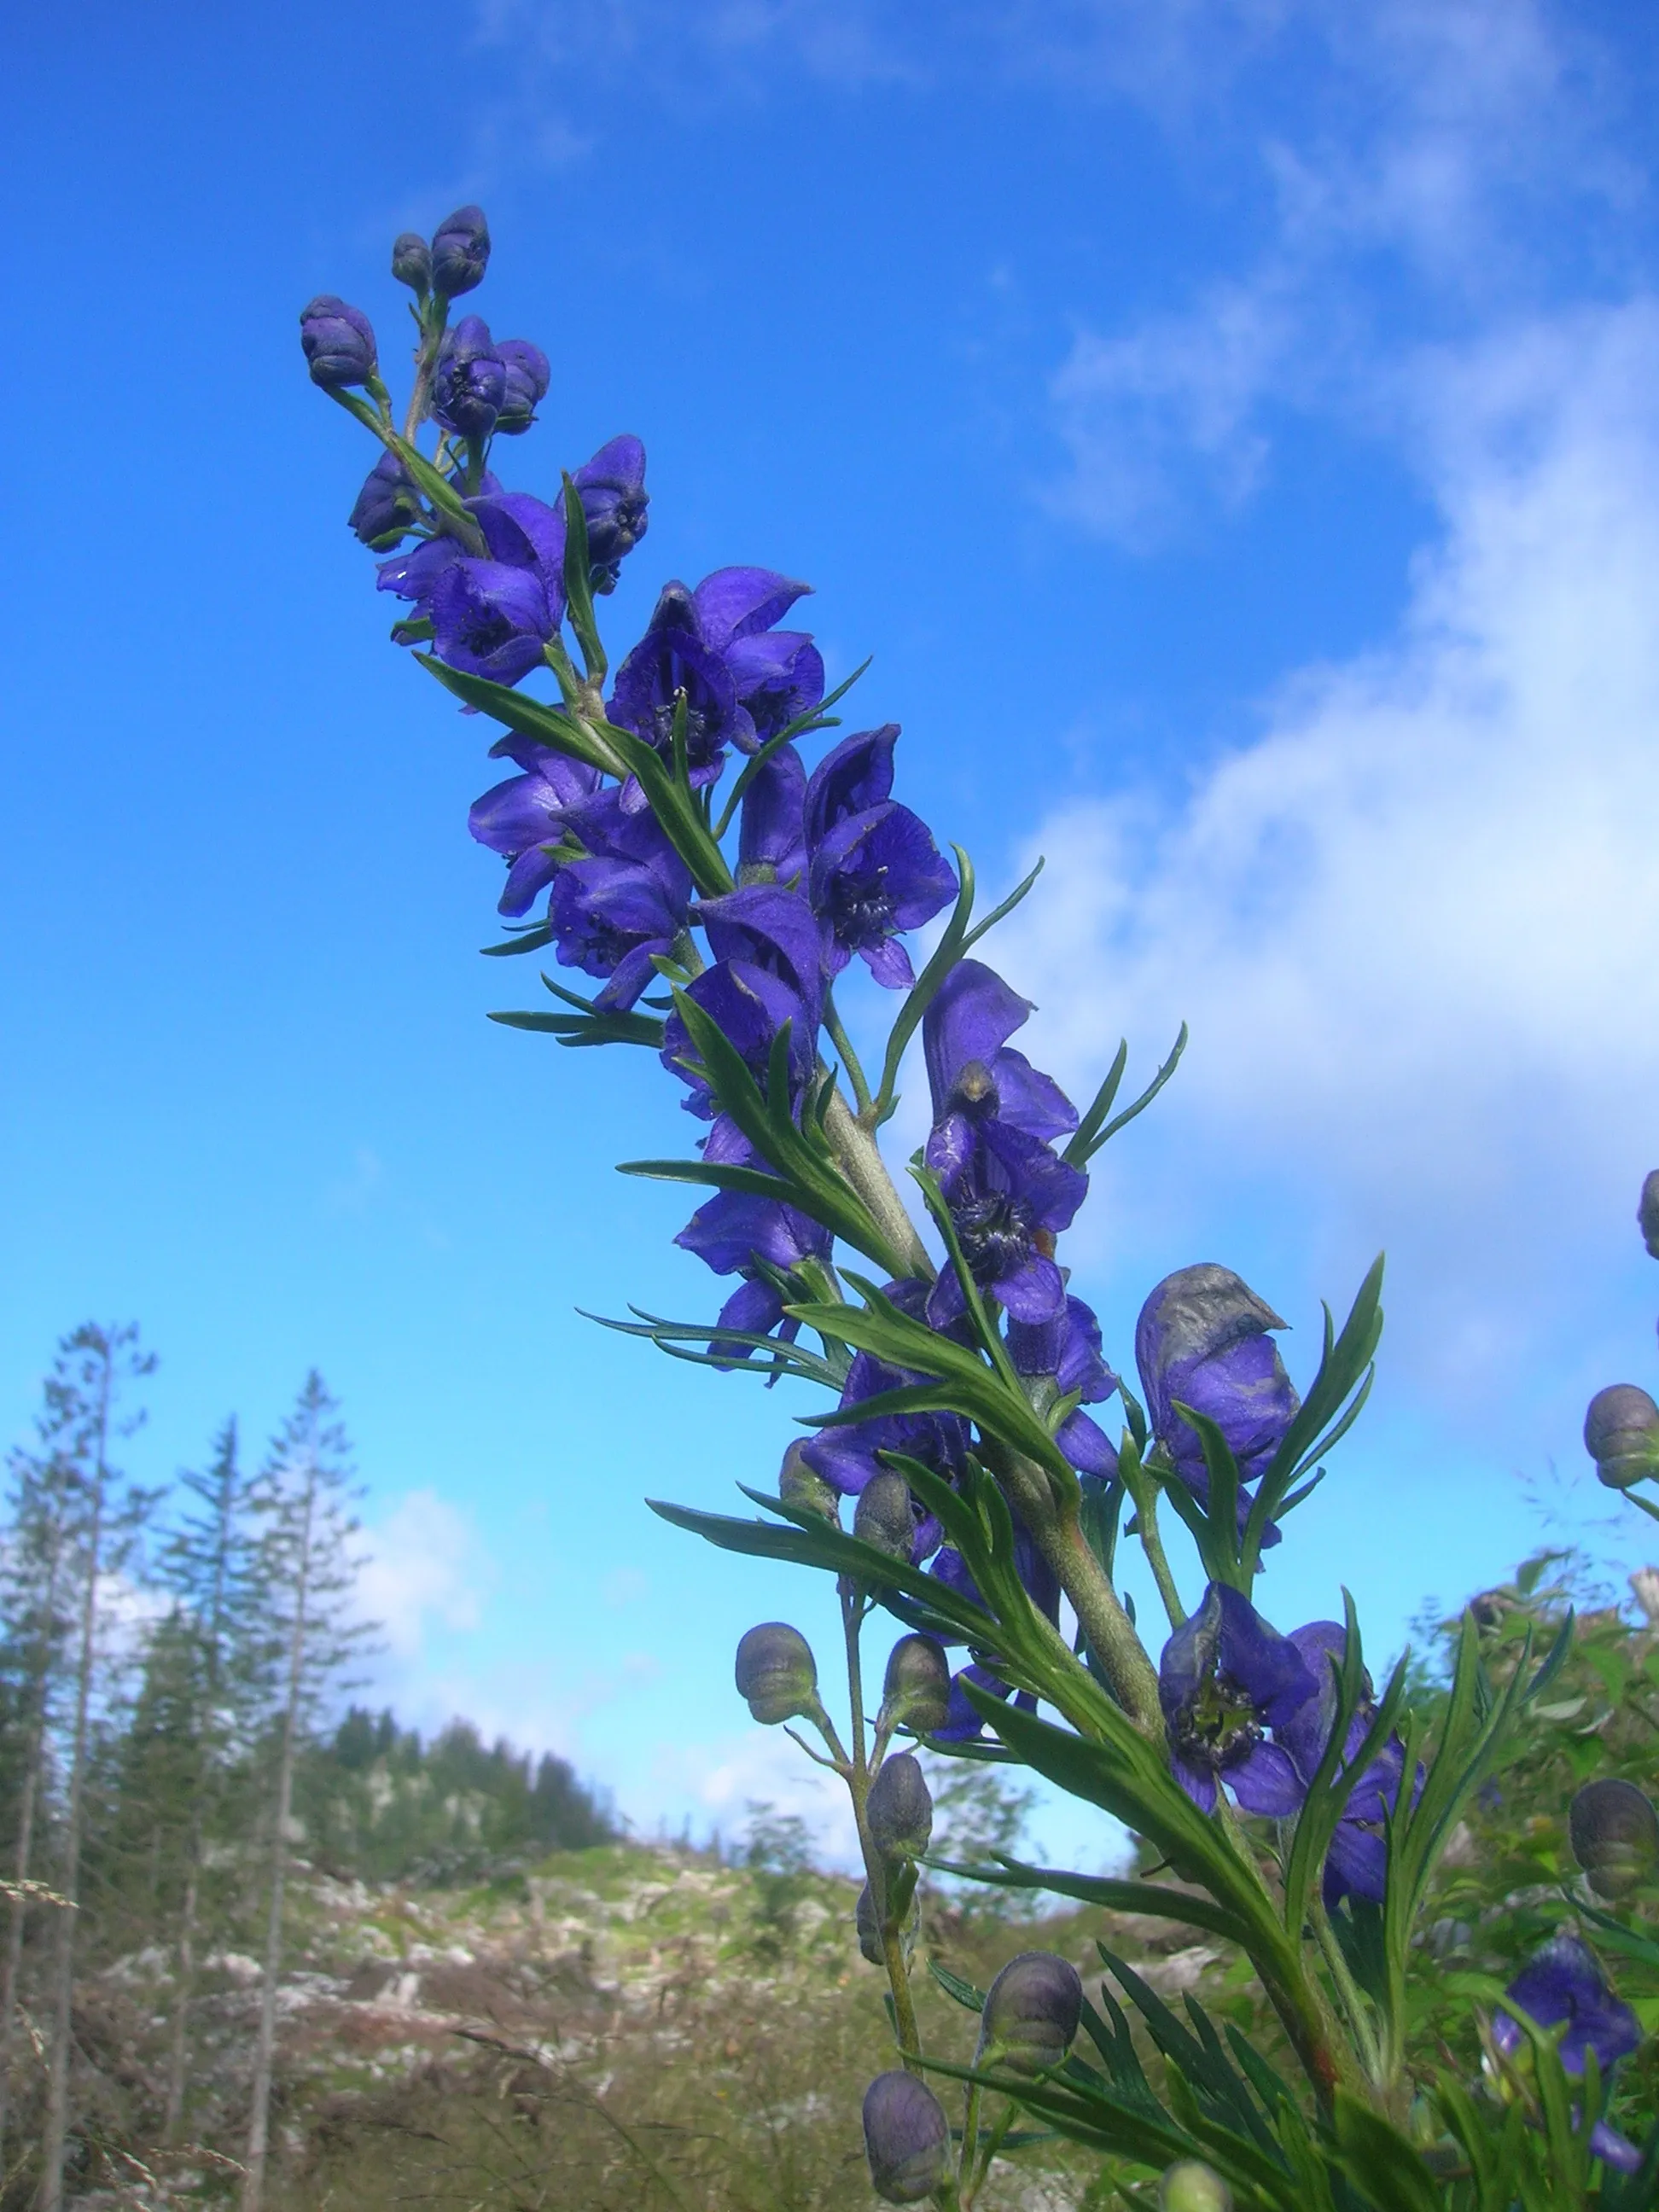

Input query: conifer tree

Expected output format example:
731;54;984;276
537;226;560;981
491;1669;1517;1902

241;1373;372;2212
36;1322;159;2212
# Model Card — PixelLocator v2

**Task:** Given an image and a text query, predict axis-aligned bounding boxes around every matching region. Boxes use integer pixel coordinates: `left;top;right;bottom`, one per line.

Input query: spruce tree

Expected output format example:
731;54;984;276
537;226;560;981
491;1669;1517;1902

35;1323;160;2212
241;1374;372;2212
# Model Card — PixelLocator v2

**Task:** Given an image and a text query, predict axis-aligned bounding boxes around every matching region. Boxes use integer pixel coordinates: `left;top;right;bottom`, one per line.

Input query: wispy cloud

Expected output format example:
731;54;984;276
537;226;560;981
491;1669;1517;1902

358;1487;488;1659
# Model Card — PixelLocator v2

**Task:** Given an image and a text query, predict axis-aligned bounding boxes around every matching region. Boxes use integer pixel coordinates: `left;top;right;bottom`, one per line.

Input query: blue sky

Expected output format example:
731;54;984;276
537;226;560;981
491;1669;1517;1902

7;0;1659;1864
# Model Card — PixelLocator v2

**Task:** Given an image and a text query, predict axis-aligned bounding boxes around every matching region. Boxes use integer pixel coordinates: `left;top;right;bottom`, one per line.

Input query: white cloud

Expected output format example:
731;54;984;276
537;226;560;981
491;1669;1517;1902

358;1487;487;1659
1000;299;1659;1424
651;1723;863;1865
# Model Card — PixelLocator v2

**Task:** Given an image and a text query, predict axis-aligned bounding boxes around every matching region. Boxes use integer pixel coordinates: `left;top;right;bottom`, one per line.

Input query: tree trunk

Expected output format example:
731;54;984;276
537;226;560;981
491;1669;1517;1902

240;1470;313;2212
0;1506;67;2178
38;1358;112;2212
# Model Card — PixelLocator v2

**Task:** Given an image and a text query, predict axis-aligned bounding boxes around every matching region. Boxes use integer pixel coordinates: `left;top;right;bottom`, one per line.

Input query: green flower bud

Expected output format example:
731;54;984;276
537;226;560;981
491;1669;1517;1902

778;1439;840;1524
881;1633;952;1737
862;2070;948;2204
975;1950;1083;2073
1640;1170;1659;1260
1570;1778;1659;1899
866;1751;932;1860
1585;1385;1659;1489
853;1470;916;1559
734;1622;818;1726
1160;2160;1234;2212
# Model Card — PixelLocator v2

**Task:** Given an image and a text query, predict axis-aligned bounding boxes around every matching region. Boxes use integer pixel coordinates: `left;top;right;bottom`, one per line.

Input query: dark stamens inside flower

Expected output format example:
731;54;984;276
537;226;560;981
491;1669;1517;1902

953;1192;1035;1281
825;862;894;947
1168;1668;1263;1773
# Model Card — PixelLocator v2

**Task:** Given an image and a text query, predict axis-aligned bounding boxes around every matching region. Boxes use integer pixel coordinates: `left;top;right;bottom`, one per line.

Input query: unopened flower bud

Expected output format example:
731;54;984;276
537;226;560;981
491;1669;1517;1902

976;1951;1083;2073
430;203;491;297
493;338;550;434
854;1471;916;1560
856;1880;886;1965
391;231;432;294
778;1440;840;1523
862;2070;948;2204
1640;1171;1659;1260
1160;2160;1234;2212
882;1635;952;1737
1585;1385;1659;1489
866;1752;932;1860
1570;1778;1659;1900
734;1622;818;1726
347;450;422;550
299;294;377;388
431;314;507;441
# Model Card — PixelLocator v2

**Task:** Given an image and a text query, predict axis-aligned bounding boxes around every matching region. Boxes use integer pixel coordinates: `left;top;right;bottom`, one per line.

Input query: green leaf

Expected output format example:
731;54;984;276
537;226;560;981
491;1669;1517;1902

1330;2096;1441;2212
480;922;557;958
559;469;605;683
489;1004;665;1049
927;1959;987;2013
922;1855;1256;1948
1062;1025;1188;1169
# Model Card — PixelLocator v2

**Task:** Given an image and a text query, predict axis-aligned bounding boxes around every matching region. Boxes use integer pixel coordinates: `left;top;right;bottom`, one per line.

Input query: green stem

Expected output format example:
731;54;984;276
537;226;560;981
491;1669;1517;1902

823;989;875;1119
1309;1889;1382;2086
841;1587;923;2065
1135;1482;1187;1631
822;1089;934;1280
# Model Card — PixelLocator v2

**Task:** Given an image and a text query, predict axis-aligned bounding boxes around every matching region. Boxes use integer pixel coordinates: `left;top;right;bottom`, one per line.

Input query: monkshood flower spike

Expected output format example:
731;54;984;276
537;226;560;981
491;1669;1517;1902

305;205;1646;2212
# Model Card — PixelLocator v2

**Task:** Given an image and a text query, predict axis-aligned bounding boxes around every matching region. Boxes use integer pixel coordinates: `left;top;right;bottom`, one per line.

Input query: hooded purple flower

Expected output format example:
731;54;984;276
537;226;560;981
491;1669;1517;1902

696;884;824;1039
1278;1621;1417;1905
300;294;376;387
800;728;956;987
1159;1582;1315;1816
738;743;809;887
675;1119;832;1358
494;340;550;434
348;451;423;550
661;960;814;1120
431;314;507;440
1489;1937;1645;2174
469;738;603;916
428;559;554;684
1008;1296;1121;1478
1136;1265;1299;1541
608;569;821;800
922;963;1085;1329
799;1280;969;1563
544;792;692;1010
377;487;567;645
568;435;649;589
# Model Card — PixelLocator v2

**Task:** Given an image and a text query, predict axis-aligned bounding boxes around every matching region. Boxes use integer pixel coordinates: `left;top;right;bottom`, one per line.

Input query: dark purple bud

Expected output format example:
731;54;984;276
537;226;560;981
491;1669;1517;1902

1160;2163;1234;2212
1584;1384;1659;1489
495;339;550;434
391;231;432;294
778;1439;840;1524
855;1880;886;1965
977;1951;1083;2072
881;1635;952;1737
571;435;650;586
347;450;423;550
862;2071;948;2204
299;294;377;389
1570;1778;1659;1900
866;1752;932;1860
854;1471;917;1560
734;1621;818;1726
431;315;507;441
1640;1171;1659;1260
430;203;491;297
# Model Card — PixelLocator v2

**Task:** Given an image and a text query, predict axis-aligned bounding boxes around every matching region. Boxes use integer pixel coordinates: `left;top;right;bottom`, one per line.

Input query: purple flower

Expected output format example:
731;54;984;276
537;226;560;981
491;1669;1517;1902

430;204;491;298
1493;1936;1641;2078
1009;1296;1121;1478
300;294;377;388
428;559;554;683
697;884;824;1038
799;1280;969;1562
608;568;820;798
661;960;814;1119
494;340;550;434
545;795;692;1010
1278;1621;1417;1904
1136;1264;1300;1526
922;962;1086;1328
676;1120;832;1357
431;315;507;441
1159;1582;1315;1816
347;451;423;550
469;739;602;916
801;729;955;987
738;743;809;886
380;488;568;661
568;435;649;589
928;1520;1061;1739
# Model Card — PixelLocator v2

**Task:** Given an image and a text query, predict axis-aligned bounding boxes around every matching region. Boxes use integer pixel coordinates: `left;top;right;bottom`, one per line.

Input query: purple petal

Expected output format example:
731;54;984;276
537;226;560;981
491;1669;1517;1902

861;936;916;988
692;567;812;649
1056;1409;1120;1477
738;742;808;882
992;1252;1068;1324
803;725;899;846
1171;1755;1218;1813
923;960;1034;1115
1228;1741;1306;1817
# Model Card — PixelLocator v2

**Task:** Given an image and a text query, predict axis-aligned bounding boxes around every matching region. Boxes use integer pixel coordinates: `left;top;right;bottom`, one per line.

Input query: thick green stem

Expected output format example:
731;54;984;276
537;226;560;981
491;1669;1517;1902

823;1090;934;1280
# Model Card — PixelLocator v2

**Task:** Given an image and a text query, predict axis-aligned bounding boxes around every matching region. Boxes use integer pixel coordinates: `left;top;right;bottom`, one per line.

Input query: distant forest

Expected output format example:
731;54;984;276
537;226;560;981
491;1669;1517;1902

0;1322;613;2210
